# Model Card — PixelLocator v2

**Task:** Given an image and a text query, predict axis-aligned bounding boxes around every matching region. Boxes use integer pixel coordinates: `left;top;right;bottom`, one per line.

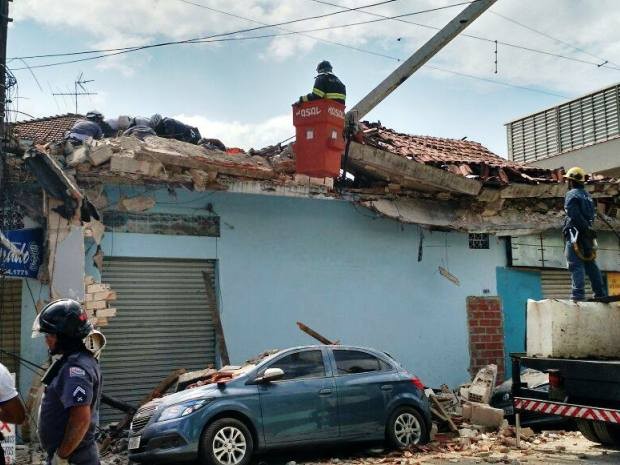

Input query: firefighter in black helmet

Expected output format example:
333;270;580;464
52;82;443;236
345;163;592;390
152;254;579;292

298;60;346;105
33;299;103;465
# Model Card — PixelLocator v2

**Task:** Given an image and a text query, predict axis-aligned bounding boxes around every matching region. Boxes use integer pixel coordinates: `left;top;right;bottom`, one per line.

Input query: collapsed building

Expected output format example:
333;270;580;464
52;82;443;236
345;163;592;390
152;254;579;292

1;113;619;423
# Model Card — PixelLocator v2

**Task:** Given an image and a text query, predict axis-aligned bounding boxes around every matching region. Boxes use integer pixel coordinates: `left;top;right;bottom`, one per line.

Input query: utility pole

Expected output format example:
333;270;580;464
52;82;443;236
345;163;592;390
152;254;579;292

0;0;12;143
53;73;98;114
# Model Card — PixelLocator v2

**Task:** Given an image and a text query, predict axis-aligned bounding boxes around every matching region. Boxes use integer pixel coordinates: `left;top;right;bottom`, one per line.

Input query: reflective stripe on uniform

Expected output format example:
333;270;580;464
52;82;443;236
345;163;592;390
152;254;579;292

325;92;346;100
302;95;309;102
312;87;326;97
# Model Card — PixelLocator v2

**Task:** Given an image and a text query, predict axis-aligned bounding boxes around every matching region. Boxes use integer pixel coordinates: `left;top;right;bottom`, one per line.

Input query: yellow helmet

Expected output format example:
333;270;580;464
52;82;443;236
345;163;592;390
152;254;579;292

563;166;587;183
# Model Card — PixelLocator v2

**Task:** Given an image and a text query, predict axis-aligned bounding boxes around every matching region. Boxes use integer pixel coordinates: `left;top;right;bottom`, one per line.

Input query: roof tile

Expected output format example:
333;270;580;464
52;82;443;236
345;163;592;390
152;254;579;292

11;113;81;144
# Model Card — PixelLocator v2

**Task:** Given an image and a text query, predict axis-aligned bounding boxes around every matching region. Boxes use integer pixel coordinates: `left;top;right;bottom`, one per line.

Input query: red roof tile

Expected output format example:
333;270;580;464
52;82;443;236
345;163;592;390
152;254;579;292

362;123;560;185
11;113;82;144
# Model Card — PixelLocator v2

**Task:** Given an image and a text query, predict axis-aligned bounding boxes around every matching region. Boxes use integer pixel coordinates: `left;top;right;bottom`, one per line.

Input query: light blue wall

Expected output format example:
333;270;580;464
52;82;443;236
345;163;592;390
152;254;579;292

19;279;50;395
95;187;506;387
496;267;542;378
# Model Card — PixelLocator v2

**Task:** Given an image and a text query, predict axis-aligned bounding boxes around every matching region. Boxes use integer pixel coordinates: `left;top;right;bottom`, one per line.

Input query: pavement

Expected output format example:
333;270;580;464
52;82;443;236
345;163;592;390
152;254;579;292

15;430;620;465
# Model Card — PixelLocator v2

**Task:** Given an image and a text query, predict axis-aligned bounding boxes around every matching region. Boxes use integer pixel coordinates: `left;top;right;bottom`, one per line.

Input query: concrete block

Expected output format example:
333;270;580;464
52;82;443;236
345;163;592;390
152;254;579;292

93;290;117;301
469;402;504;428
85;300;107;310
95;308;117;318
66;146;89;167
110;155;164;177
527;299;620;358
88;144;113;166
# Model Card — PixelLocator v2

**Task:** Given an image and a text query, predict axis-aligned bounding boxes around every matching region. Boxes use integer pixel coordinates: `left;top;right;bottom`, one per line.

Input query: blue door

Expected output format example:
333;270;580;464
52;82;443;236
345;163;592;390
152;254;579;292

330;348;397;438
496;267;542;377
258;348;338;445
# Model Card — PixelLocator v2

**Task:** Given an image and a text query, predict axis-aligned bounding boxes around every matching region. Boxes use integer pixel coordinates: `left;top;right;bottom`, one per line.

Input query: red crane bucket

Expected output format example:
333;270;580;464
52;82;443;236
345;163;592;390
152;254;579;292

292;100;346;178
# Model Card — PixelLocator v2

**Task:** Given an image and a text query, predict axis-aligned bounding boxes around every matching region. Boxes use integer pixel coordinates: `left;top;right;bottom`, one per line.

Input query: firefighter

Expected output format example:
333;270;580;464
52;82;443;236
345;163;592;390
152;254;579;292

0;361;26;464
299;60;346;105
562;166;607;301
33;299;103;465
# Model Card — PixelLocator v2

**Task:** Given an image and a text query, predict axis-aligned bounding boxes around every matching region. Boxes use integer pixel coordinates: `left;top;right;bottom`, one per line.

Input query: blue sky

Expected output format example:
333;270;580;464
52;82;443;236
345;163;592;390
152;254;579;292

8;0;620;154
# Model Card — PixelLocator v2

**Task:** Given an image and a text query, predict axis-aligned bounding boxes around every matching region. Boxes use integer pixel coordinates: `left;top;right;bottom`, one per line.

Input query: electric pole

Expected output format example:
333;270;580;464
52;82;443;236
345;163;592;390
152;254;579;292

0;0;12;143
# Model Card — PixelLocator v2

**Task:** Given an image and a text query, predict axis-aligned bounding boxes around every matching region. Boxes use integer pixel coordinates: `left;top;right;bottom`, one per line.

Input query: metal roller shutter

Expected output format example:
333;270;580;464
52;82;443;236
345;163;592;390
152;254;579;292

0;278;22;377
541;269;592;300
100;258;217;422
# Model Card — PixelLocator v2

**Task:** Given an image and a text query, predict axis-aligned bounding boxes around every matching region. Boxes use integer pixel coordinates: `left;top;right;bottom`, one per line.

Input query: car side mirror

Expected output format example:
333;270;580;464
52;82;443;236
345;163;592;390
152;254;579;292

257;368;284;383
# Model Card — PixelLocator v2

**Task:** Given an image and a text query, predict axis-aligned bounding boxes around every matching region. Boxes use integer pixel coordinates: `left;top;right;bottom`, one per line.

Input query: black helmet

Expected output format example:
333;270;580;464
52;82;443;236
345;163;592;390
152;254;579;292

34;299;93;339
317;60;332;73
86;110;104;121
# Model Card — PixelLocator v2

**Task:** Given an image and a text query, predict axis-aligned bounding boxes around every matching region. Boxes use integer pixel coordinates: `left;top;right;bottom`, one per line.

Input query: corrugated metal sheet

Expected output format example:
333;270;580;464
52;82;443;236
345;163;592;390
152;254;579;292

0;278;22;377
100;258;216;422
508;85;620;162
541;269;592;300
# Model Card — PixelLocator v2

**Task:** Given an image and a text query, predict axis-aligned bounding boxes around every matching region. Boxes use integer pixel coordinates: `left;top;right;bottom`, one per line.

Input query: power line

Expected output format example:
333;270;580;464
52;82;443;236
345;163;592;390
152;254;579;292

488;10;619;68
307;0;620;71
8;0;476;70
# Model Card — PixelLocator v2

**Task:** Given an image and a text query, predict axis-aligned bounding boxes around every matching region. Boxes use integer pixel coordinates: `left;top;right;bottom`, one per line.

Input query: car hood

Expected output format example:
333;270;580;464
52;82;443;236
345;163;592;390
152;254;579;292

159;384;224;406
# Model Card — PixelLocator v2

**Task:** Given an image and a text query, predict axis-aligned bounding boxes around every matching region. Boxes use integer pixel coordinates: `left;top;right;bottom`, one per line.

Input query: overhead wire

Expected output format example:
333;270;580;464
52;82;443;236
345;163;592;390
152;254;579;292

8;0;477;70
487;10;619;68
307;0;620;71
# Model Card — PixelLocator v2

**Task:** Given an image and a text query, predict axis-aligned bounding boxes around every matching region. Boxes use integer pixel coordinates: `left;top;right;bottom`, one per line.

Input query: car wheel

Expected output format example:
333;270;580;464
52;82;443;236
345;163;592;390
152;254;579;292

200;418;254;465
387;407;428;448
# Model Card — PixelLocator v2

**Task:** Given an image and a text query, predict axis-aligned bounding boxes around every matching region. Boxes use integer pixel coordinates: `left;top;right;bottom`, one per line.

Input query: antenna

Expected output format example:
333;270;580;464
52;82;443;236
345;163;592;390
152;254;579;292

52;73;98;114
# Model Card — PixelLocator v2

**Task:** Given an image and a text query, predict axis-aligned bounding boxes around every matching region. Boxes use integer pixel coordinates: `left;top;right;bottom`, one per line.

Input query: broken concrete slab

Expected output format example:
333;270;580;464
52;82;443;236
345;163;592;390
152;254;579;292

468;364;498;404
118;195;156;213
348;142;482;195
527;299;620;358
66;146;89;167
88;143;113;166
110;154;165;177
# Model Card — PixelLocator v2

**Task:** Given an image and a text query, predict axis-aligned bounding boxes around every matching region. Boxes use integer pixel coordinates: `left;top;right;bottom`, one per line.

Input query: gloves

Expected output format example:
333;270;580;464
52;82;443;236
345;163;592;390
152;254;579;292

51;452;70;465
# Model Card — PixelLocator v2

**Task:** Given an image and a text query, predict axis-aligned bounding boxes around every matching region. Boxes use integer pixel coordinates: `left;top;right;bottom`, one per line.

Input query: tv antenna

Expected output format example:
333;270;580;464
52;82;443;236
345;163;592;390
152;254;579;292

53;73;98;114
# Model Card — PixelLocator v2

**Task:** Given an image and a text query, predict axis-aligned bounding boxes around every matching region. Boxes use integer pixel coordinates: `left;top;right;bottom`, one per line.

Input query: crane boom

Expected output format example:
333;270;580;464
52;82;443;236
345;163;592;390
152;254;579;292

346;0;497;126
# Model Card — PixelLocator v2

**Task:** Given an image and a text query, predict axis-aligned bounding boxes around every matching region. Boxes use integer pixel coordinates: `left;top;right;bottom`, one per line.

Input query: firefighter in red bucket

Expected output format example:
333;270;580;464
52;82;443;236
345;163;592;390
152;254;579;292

298;60;346;105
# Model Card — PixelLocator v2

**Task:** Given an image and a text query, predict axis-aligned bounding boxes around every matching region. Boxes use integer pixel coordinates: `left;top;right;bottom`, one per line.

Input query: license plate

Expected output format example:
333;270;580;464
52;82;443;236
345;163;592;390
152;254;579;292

128;436;141;450
504;405;514;416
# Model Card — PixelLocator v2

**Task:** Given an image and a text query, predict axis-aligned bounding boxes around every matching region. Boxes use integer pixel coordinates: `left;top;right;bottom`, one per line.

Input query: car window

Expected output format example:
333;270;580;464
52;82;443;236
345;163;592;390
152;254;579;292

334;350;391;375
267;350;325;381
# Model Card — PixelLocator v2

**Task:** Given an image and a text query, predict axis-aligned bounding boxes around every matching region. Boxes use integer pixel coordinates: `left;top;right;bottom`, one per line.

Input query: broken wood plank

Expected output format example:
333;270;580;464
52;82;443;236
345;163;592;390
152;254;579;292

347;142;482;196
431;395;458;432
296;321;337;345
202;271;230;366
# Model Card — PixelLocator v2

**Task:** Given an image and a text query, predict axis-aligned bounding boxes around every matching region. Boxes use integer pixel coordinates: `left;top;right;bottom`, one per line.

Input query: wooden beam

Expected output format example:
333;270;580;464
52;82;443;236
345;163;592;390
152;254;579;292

347;142;482;196
203;271;230;366
297;322;337;345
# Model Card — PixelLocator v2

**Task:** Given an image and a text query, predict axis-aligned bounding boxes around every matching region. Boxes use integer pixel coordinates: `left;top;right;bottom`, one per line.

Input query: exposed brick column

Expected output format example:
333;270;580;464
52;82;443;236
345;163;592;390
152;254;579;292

466;296;505;382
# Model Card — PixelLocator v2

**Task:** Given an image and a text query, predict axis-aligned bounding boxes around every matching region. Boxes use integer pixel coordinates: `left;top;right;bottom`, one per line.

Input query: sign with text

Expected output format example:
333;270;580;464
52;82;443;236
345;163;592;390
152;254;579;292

0;228;43;278
608;272;620;296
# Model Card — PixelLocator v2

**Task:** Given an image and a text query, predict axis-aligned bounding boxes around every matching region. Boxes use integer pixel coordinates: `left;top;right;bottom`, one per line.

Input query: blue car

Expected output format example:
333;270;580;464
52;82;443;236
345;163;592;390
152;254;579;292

128;345;431;465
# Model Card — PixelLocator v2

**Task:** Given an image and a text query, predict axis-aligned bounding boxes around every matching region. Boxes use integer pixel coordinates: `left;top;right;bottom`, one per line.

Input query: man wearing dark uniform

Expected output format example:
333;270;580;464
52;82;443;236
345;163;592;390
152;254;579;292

299;60;346;105
33;299;102;465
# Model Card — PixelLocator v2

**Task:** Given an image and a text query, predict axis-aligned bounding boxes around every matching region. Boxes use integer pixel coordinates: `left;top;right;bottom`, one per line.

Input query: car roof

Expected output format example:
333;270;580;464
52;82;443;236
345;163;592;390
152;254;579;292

277;345;391;357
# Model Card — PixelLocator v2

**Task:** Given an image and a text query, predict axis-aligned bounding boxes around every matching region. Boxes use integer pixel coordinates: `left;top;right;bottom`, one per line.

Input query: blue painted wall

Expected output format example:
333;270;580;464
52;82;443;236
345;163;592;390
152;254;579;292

496;267;542;378
93;187;506;387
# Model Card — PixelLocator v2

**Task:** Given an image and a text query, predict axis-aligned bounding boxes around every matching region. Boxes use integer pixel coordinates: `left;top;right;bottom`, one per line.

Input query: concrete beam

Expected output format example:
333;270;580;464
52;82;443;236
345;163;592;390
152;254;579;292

348;142;482;196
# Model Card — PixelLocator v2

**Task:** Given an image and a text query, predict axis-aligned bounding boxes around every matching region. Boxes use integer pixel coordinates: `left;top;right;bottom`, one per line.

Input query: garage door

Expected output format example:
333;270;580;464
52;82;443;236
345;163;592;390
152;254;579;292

541;269;592;299
100;258;217;422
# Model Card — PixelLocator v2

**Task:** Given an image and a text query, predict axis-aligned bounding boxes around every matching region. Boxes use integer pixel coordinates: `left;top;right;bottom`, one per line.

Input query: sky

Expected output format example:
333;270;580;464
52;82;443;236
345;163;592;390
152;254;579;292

7;0;620;155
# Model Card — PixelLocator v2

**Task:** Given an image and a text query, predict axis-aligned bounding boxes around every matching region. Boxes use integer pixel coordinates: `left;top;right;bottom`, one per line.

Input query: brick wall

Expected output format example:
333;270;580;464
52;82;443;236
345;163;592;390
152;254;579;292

466;296;505;382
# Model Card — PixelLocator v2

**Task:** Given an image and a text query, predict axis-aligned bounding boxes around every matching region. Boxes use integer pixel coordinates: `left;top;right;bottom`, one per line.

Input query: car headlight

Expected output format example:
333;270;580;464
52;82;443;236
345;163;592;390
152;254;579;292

157;398;213;422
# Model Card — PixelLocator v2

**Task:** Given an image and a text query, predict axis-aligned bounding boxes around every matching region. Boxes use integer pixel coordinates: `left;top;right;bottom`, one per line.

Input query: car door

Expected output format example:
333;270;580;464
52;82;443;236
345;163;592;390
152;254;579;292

257;348;338;445
331;348;398;438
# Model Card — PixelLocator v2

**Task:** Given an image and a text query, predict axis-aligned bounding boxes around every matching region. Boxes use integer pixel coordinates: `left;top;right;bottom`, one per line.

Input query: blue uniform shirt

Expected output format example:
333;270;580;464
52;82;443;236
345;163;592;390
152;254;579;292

39;351;102;455
563;186;596;238
66;120;103;142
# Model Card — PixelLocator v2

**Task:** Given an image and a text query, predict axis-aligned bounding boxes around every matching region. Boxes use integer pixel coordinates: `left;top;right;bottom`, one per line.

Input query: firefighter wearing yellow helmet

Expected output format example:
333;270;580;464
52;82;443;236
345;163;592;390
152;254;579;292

562;167;606;301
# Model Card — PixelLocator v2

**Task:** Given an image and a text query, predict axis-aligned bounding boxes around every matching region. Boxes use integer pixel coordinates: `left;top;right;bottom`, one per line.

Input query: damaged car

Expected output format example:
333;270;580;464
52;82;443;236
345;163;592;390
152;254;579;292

128;345;431;465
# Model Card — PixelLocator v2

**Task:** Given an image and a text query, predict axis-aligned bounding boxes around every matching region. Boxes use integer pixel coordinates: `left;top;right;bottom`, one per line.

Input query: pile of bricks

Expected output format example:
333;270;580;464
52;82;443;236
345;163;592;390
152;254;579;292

84;276;117;327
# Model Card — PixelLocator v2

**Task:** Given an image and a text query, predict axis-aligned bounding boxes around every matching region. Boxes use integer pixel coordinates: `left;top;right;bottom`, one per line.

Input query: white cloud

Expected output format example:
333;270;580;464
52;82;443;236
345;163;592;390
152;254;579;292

174;113;292;150
11;0;620;95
